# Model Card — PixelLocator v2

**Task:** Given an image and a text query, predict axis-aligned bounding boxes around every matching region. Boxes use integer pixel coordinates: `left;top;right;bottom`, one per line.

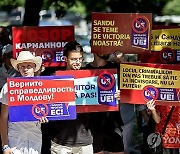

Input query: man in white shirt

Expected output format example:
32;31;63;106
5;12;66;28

0;51;47;154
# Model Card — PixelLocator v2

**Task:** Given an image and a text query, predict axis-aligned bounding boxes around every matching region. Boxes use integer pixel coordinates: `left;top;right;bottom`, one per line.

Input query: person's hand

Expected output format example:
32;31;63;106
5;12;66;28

111;51;126;63
39;117;49;123
113;51;123;59
114;90;120;100
2;145;13;154
147;99;156;111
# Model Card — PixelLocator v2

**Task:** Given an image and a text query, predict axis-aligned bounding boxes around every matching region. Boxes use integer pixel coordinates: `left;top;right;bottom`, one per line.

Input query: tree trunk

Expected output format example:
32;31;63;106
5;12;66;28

23;0;43;26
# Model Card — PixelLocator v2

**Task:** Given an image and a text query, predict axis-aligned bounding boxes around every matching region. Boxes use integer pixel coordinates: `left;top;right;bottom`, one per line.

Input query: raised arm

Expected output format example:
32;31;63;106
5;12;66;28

147;100;161;123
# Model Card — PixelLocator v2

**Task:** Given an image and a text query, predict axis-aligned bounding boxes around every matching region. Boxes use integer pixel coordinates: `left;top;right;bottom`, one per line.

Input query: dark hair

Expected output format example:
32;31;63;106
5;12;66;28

64;41;83;57
0;26;11;46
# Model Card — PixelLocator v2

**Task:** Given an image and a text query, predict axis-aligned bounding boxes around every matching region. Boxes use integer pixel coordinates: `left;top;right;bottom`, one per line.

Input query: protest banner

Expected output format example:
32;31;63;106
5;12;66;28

139;27;180;64
7;76;76;122
91;12;152;54
56;69;119;113
12;26;74;67
120;63;180;106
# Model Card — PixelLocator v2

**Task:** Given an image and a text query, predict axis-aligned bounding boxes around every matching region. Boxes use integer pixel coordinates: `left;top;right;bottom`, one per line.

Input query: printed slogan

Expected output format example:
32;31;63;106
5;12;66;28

7;76;76;122
12;26;74;67
56;69;119;113
91;13;152;54
151;28;180;51
92;20;128;47
120;63;180;106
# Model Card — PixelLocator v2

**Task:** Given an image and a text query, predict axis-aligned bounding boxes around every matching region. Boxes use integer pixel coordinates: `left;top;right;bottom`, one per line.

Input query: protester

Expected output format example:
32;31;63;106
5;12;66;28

120;103;136;154
0;44;20;90
50;41;93;154
0;44;20;154
147;99;180;154
113;53;137;154
136;105;156;154
0;26;11;67
85;51;124;154
0;27;12;154
0;51;48;154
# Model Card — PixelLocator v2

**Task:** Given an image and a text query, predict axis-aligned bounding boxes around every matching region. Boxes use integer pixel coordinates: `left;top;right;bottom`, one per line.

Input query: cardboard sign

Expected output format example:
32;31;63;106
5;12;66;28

91;12;152;54
139;48;180;64
139;27;180;64
12;26;74;67
151;28;180;51
56;69;119;113
120;63;180;106
7;76;76;122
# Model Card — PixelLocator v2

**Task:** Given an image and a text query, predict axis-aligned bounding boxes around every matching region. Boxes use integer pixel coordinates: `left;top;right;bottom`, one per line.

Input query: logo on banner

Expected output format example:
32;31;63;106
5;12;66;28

55;51;65;62
132;16;149;34
97;72;116;106
50;103;70;116
97;72;115;90
131;16;149;49
143;85;158;101
41;50;54;63
159;48;175;63
158;88;178;101
32;103;49;119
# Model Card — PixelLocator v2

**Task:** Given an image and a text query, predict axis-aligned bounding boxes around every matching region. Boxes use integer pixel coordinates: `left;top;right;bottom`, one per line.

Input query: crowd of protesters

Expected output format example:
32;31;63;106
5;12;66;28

0;26;179;154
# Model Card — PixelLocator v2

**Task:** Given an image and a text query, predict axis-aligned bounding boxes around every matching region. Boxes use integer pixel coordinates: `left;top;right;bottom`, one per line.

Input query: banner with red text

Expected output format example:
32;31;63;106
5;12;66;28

120;63;180;106
56;69;119;113
91;12;152;54
7;76;76;122
12;26;74;67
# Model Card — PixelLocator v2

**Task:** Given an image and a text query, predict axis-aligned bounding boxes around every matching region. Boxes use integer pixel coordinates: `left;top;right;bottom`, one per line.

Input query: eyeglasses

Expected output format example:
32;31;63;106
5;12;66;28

69;57;83;63
18;64;35;70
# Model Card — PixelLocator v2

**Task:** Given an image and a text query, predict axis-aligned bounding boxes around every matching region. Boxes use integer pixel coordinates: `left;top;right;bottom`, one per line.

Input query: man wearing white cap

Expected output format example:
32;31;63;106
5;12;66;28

0;51;48;154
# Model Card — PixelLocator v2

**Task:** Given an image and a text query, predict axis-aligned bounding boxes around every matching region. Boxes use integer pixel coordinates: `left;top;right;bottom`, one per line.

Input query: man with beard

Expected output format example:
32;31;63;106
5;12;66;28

50;41;93;154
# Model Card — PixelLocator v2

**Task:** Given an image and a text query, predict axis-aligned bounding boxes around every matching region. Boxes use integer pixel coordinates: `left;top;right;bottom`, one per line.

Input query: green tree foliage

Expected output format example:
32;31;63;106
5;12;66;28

0;0;24;12
43;0;76;18
162;0;180;15
41;0;170;21
23;0;43;26
76;0;169;21
0;0;174;26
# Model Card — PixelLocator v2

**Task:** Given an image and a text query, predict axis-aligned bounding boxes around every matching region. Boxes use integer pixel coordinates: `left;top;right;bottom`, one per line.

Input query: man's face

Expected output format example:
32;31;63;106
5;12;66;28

66;51;83;70
18;62;36;77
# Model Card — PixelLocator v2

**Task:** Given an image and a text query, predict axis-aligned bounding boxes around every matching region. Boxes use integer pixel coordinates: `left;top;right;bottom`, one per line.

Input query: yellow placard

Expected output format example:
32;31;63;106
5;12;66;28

151;28;180;51
120;64;180;90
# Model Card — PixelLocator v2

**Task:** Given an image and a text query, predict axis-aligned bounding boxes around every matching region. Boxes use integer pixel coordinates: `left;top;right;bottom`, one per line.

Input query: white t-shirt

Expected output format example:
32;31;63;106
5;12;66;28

0;83;42;153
